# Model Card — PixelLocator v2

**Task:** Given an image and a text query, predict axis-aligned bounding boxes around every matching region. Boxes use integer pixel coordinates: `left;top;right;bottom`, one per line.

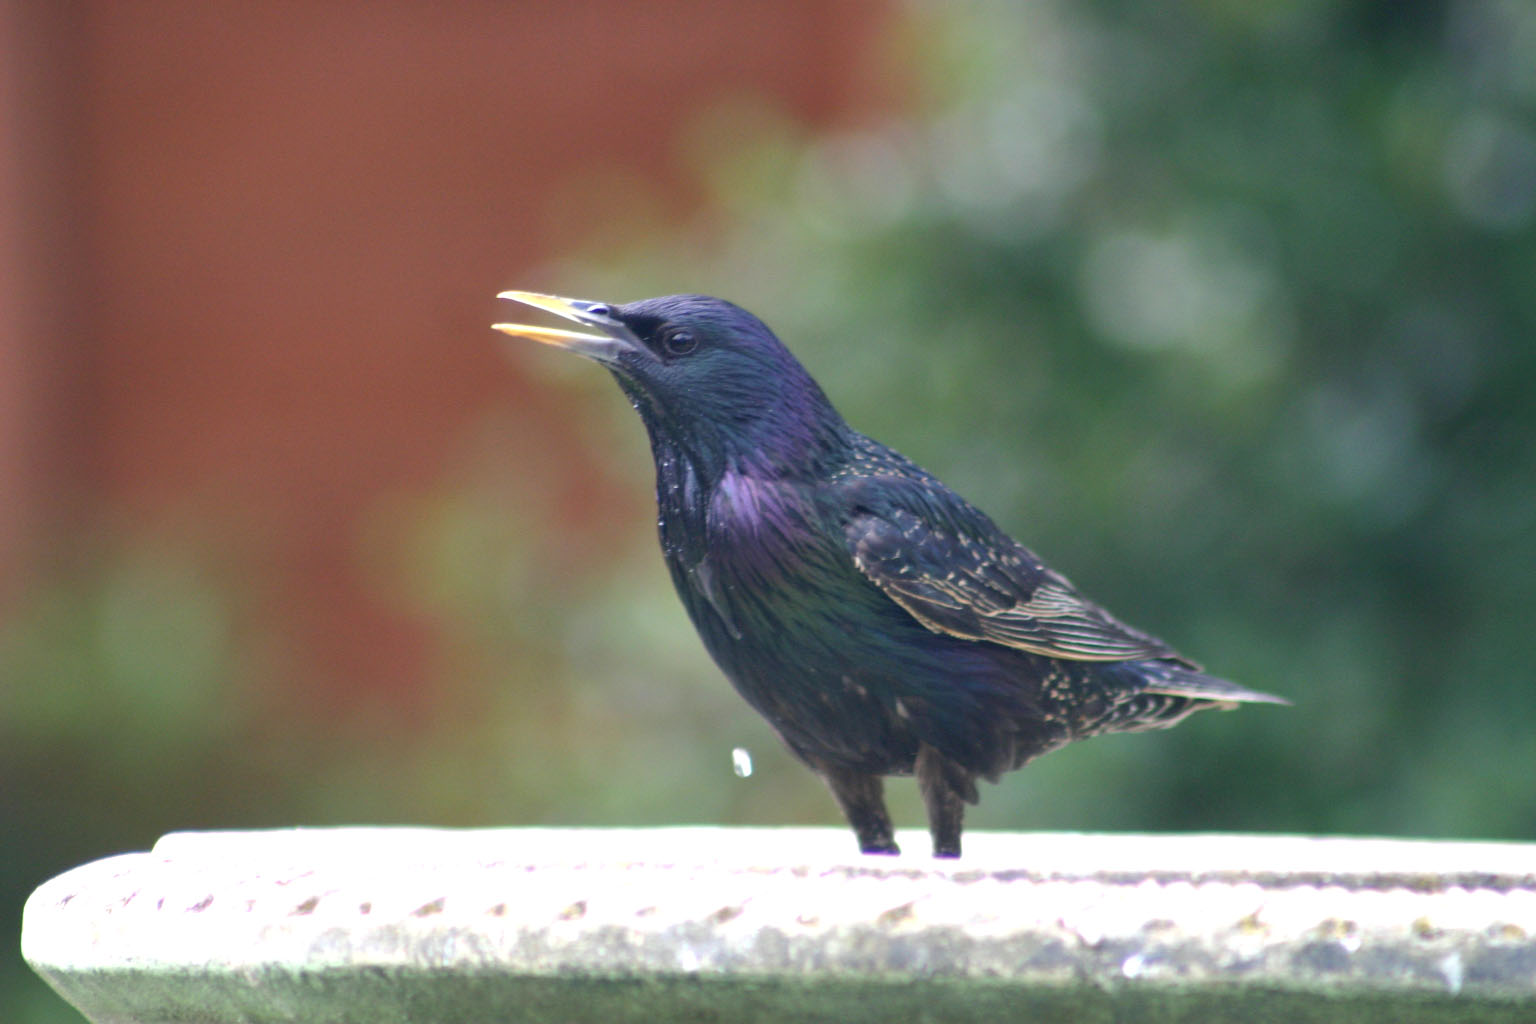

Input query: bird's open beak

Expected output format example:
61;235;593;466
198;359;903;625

493;291;640;364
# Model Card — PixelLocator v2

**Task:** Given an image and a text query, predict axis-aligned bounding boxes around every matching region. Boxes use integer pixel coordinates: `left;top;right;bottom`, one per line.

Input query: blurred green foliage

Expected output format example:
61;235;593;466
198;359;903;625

6;1;1536;1019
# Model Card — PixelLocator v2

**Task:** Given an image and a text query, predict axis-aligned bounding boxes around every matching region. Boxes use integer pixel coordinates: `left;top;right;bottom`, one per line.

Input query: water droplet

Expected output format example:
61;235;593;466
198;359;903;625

1438;952;1464;996
731;747;753;778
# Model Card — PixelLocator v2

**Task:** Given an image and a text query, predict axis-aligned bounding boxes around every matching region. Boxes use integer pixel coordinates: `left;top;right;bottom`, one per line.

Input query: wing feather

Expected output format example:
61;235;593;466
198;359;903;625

845;504;1178;663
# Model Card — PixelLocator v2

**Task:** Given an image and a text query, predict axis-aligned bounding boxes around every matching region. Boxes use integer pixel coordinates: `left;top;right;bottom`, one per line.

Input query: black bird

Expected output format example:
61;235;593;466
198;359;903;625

494;292;1285;858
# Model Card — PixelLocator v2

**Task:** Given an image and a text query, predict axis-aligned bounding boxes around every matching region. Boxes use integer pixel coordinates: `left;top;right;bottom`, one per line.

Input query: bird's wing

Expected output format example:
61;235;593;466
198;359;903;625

844;499;1178;663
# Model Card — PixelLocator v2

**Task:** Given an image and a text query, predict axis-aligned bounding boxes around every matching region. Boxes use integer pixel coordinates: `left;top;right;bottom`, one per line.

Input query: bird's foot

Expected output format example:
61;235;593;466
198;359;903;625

859;840;901;856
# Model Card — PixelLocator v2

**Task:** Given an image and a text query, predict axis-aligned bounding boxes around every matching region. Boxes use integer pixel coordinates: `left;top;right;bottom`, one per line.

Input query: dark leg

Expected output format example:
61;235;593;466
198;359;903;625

915;743;969;859
818;762;899;855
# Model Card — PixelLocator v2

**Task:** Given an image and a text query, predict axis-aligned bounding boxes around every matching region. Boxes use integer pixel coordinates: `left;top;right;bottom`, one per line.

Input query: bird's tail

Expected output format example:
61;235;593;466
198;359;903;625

1137;660;1290;707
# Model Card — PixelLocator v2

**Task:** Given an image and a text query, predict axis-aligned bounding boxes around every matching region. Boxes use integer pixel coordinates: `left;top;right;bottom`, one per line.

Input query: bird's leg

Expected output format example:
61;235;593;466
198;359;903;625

817;762;899;855
915;743;968;858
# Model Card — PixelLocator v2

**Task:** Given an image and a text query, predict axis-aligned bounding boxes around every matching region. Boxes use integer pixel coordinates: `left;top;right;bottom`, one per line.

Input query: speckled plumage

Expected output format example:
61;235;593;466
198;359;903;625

494;292;1285;858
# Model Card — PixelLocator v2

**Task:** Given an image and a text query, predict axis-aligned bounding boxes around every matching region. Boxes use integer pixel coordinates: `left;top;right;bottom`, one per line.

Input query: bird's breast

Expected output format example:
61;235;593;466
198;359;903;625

659;470;851;652
706;470;815;571
658;468;1050;775
662;473;909;768
694;475;879;639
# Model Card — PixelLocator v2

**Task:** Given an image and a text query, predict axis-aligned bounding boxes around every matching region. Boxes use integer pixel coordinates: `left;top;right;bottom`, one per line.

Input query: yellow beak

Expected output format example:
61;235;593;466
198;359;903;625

492;291;637;363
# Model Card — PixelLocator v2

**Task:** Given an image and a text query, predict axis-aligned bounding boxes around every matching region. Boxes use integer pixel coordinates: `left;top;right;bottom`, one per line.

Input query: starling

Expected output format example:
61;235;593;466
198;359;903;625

494;292;1285;858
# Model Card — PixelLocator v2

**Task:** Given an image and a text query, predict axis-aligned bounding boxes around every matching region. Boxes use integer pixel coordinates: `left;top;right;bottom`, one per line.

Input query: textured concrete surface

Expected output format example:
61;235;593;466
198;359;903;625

22;827;1536;1023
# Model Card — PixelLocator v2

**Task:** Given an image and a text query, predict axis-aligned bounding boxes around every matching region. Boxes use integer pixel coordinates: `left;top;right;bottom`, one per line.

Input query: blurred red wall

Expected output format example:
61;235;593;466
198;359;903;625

1;1;899;712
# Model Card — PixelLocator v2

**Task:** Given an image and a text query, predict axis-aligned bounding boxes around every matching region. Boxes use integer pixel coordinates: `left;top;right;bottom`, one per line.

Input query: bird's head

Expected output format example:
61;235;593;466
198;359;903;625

494;292;845;480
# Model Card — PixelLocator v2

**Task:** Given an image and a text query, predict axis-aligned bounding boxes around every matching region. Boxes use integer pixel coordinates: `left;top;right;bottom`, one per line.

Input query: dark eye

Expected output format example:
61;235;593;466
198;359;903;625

661;328;698;356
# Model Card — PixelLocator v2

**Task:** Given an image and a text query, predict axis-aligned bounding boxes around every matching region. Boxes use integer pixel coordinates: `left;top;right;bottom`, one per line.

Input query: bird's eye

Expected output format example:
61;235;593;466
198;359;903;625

661;328;698;357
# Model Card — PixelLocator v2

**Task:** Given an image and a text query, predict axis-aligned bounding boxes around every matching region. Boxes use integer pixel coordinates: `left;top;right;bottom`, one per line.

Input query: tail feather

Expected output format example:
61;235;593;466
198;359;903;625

1137;660;1290;706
